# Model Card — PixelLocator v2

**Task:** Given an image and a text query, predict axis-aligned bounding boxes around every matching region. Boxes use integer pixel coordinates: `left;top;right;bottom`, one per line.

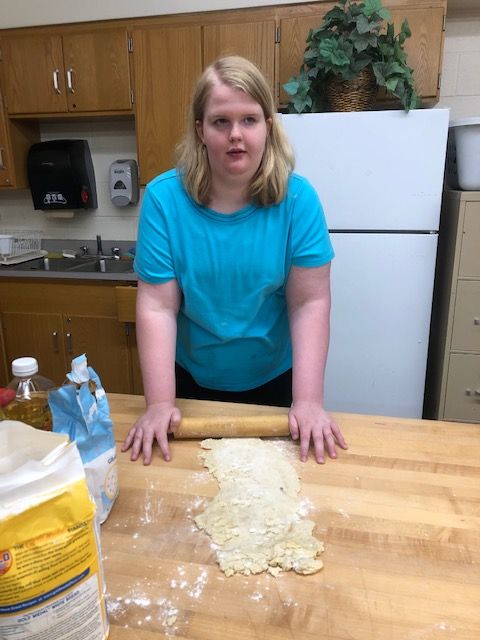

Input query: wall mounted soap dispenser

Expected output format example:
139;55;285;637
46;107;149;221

110;159;139;207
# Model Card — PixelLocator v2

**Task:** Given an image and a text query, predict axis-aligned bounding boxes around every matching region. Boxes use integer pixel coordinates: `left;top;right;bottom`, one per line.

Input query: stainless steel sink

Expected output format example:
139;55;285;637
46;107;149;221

69;258;134;274
6;256;134;274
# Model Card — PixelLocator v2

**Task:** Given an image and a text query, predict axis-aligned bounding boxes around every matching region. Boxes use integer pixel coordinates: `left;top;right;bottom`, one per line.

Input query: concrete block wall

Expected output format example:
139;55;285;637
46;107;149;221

437;16;480;118
0;119;142;243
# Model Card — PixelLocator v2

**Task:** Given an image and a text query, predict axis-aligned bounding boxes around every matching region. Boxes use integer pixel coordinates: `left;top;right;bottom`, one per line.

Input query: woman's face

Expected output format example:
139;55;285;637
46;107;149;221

196;80;271;189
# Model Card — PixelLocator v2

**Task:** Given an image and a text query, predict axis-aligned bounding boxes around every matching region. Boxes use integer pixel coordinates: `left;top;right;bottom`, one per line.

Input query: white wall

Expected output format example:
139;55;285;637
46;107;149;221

437;16;480;119
0;120;141;242
0;0;300;28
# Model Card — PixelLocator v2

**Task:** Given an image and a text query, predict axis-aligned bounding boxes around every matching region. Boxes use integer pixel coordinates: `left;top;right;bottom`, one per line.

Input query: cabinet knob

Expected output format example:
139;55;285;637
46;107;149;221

475;389;480;397
474;317;480;326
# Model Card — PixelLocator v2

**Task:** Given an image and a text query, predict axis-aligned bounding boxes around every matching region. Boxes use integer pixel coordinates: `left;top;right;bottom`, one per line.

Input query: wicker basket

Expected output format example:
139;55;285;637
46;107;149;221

326;67;377;112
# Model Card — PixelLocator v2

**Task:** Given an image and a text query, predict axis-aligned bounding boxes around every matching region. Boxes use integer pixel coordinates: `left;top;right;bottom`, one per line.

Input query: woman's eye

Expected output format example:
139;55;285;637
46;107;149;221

213;118;228;126
244;117;256;125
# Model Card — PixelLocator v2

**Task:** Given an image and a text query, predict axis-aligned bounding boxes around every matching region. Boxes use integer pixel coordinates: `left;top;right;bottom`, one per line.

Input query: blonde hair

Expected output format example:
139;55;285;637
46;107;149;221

175;56;295;206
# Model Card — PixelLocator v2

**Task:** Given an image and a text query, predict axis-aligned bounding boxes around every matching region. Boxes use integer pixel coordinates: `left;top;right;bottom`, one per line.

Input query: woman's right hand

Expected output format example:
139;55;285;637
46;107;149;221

121;402;182;465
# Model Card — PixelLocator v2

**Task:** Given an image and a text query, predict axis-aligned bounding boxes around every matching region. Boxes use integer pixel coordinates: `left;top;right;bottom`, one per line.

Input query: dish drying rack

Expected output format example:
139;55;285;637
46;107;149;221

0;230;46;265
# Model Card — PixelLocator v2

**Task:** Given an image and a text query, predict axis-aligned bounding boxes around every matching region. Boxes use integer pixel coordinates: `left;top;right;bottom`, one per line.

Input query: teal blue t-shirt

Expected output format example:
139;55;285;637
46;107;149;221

134;169;334;391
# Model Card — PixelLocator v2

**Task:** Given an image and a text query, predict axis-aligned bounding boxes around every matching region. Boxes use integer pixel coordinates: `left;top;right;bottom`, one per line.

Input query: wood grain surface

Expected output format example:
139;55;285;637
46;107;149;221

103;394;480;640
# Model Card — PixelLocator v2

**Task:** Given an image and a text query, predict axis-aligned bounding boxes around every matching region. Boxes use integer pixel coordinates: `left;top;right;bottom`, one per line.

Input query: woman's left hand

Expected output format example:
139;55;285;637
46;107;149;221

288;401;348;463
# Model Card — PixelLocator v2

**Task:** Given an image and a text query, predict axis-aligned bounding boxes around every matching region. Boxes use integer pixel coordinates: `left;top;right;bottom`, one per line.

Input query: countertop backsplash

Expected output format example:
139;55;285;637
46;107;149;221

0;119;142;243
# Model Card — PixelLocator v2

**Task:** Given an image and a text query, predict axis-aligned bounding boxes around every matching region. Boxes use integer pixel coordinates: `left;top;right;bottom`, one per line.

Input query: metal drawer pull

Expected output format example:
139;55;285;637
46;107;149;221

66;332;73;353
52;69;61;94
52;331;59;352
66;68;75;94
474;317;479;326
475;389;480;397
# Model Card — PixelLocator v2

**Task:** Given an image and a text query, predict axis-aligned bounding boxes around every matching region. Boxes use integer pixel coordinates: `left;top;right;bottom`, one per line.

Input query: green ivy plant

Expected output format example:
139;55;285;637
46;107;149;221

284;0;420;112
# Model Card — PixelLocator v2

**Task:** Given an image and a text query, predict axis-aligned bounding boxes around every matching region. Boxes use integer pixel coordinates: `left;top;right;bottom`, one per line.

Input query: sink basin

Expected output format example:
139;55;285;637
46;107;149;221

5;256;134;274
69;259;134;274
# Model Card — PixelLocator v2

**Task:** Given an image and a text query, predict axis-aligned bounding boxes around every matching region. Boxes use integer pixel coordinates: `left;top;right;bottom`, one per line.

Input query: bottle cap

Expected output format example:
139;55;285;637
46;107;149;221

11;357;39;377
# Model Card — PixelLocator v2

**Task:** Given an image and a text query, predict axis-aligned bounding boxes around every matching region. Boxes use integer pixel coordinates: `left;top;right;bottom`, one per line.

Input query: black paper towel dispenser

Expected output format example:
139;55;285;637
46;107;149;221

27;140;98;210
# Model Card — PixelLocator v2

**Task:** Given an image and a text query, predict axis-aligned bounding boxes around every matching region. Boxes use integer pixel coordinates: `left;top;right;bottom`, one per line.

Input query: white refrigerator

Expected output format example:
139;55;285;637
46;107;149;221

281;109;449;418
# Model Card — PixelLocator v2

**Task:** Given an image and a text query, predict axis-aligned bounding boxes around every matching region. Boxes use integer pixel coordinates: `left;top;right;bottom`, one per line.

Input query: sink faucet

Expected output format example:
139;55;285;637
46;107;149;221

96;234;104;256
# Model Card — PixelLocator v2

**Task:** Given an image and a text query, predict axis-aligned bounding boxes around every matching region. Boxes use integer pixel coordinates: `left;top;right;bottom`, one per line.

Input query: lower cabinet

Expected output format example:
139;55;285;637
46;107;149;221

425;191;480;423
115;285;143;395
0;279;136;393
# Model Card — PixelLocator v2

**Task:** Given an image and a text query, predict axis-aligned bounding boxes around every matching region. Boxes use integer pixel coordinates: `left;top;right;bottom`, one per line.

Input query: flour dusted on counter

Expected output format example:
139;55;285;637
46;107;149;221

49;354;119;524
194;438;324;577
0;421;109;640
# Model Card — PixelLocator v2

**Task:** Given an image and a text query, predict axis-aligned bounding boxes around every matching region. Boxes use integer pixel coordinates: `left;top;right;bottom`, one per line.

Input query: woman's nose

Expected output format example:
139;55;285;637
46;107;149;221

229;122;242;140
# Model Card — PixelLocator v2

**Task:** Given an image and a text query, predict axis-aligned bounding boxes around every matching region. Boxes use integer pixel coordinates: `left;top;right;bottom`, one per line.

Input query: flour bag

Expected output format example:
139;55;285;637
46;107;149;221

0;420;109;640
49;353;119;524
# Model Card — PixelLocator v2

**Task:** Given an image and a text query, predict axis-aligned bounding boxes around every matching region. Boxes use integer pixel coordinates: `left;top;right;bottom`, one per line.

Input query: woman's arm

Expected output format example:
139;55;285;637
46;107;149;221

122;278;182;464
286;263;347;463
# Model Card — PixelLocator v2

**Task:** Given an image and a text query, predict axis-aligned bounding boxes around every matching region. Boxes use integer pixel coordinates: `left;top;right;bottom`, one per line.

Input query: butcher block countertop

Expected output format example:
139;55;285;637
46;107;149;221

104;394;480;640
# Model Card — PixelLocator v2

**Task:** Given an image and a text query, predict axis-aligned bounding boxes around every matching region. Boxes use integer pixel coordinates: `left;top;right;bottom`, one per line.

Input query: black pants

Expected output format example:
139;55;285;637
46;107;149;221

175;364;292;408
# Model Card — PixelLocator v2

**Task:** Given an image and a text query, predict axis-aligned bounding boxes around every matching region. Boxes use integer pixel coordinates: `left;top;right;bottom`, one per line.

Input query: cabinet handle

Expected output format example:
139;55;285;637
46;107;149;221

66;332;73;354
52;69;62;94
475;389;480;397
0;147;4;170
66;68;75;94
52;331;59;352
474;317;480;326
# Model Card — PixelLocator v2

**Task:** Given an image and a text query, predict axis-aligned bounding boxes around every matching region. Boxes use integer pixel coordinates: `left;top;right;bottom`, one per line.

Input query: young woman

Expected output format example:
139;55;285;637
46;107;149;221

122;56;347;465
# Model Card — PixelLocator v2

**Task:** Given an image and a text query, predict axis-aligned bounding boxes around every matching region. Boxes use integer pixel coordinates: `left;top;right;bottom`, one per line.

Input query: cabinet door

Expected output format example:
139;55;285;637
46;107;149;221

62;29;132;112
1;35;67;114
203;21;276;93
127;324;144;396
388;7;445;101
133;26;202;184
278;8;334;107
444;353;480;423
1;312;66;384
0;93;13;187
65;315;131;393
459;202;480;278
0;91;39;189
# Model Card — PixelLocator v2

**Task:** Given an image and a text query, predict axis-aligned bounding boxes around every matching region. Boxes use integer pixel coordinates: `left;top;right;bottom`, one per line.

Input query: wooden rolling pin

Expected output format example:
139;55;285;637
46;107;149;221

174;414;290;439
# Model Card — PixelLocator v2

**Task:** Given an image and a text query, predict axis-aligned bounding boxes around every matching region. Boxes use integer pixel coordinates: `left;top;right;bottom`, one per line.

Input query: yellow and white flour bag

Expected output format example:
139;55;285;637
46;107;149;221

0;420;109;640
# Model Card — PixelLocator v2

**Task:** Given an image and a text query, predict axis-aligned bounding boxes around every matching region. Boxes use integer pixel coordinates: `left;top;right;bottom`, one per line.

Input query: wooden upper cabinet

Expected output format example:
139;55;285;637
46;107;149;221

277;3;445;106
133;25;202;185
278;8;333;107
62;30;132;112
0;89;39;188
1;34;67;114
1;28;132;115
203;21;276;93
0;95;14;186
388;6;445;101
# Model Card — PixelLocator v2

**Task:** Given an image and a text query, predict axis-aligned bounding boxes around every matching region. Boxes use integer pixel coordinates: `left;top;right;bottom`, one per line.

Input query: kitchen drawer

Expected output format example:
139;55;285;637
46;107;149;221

451;280;480;352
458;202;480;278
444;353;480;422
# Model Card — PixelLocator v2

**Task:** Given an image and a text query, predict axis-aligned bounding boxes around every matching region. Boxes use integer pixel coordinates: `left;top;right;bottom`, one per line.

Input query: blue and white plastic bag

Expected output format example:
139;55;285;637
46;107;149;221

49;354;119;524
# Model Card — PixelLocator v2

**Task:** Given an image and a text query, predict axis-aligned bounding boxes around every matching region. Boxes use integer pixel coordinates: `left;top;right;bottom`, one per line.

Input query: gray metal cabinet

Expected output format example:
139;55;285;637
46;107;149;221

425;190;480;422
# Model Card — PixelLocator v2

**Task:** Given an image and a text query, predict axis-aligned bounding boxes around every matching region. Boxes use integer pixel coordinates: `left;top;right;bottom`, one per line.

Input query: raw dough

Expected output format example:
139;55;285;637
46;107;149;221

194;438;324;577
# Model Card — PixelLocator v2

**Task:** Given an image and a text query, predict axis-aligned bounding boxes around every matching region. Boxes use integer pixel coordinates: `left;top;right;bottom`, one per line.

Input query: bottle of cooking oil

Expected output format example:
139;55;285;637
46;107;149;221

4;357;55;430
